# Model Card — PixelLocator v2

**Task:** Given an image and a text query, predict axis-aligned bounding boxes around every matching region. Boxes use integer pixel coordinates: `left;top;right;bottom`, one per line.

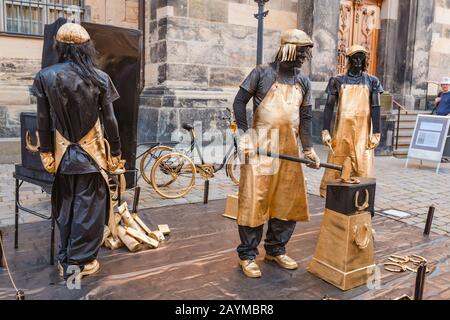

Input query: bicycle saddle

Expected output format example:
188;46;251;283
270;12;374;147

182;123;194;131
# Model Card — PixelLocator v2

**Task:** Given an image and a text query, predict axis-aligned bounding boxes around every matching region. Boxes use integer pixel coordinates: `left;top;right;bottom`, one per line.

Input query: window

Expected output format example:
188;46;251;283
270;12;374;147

0;0;84;36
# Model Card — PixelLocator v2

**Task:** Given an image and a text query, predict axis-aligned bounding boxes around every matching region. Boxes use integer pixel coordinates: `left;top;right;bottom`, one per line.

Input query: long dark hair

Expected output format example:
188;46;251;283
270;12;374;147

56;40;107;90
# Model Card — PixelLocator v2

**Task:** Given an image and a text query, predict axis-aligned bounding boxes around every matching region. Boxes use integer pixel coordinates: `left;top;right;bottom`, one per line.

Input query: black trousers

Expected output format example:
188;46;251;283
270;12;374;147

237;219;296;261
52;172;107;267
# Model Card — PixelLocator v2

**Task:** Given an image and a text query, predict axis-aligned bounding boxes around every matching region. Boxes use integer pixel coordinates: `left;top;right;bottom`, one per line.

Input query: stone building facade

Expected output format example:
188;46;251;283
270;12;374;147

0;0;140;143
142;0;450;145
139;0;298;142
1;0;450;155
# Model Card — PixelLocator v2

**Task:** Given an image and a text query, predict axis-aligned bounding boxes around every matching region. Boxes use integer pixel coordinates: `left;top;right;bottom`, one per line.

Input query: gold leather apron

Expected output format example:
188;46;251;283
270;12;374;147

54;118;118;238
320;84;374;197
237;81;310;228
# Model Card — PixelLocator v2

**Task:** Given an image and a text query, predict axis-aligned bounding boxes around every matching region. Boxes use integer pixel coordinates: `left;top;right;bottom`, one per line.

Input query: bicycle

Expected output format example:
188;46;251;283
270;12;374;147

149;108;241;199
139;142;178;186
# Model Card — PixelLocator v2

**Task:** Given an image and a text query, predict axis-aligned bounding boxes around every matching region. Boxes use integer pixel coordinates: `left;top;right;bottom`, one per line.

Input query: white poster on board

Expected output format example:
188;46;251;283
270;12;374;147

406;115;450;173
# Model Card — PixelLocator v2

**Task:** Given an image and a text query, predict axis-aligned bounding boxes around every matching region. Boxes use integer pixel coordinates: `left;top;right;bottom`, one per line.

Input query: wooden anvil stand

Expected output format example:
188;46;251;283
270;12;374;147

308;177;376;291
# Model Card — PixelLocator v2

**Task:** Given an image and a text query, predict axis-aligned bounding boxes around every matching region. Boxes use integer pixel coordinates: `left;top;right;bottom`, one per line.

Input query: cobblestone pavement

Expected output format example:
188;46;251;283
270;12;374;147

1;145;449;235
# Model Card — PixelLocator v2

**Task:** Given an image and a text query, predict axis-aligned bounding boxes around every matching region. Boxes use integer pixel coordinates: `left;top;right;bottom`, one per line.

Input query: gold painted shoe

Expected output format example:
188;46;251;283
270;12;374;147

58;261;64;278
239;259;262;278
265;254;298;270
77;259;100;280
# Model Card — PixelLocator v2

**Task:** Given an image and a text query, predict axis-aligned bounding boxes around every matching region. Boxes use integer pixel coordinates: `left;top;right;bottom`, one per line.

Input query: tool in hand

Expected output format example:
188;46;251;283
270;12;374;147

257;149;343;172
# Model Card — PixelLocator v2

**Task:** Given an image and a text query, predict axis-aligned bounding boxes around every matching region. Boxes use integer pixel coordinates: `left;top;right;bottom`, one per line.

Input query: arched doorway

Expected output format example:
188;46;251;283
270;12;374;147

337;0;382;75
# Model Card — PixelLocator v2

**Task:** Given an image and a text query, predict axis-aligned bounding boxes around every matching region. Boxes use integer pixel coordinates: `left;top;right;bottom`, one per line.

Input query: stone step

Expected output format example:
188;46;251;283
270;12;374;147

0;87;32;105
397;121;417;129
397;128;414;137
397;137;412;145
399;114;421;122
399;110;431;115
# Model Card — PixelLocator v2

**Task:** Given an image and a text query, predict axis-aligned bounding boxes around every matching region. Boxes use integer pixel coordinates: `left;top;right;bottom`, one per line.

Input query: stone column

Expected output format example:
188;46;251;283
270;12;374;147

425;0;450;106
308;0;340;82
298;0;340;82
377;0;399;94
377;0;435;109
410;0;434;108
298;0;339;144
0;3;4;33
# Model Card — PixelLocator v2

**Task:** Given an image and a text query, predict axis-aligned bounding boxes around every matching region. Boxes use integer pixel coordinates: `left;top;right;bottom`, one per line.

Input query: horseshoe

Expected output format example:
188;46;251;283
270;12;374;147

25;130;41;153
355;189;370;212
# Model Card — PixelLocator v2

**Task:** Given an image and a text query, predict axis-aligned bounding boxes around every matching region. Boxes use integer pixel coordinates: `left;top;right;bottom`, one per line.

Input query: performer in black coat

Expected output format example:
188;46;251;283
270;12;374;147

31;23;122;280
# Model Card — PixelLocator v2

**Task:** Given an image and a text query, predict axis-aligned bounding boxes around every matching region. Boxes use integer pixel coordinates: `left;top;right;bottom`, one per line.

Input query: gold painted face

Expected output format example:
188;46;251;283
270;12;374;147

294;45;311;68
348;52;366;70
56;23;90;44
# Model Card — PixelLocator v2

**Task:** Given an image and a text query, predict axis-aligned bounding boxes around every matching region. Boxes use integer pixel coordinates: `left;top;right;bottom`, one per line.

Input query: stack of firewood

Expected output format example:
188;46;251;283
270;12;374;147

103;202;170;252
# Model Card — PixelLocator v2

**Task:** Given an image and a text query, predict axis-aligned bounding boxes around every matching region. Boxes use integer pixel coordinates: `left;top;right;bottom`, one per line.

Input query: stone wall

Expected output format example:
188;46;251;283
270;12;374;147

140;0;299;142
0;0;141;140
85;0;139;29
0;36;43;139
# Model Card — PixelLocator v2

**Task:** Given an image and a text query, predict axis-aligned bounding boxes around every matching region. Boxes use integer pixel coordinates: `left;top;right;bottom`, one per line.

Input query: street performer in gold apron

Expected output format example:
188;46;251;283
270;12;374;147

233;29;321;278
31;23;123;280
320;45;383;199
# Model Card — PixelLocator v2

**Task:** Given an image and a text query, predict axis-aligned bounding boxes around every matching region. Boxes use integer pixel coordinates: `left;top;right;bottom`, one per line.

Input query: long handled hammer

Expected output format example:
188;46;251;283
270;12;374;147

257;149;343;172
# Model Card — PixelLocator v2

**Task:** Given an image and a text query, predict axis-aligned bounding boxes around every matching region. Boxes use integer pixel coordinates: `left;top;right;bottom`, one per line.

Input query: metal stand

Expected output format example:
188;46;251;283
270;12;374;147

203;180;210;204
254;0;269;65
405;158;442;174
132;187;141;214
414;262;427;300
13;173;55;265
424;206;435;236
0;230;4;268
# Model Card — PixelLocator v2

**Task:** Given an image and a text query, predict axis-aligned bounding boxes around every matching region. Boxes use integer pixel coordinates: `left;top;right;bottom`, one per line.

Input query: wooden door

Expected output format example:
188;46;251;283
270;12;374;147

337;0;382;75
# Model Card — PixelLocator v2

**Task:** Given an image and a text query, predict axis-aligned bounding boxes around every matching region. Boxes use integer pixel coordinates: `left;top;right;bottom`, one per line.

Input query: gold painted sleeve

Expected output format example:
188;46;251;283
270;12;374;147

40;152;56;174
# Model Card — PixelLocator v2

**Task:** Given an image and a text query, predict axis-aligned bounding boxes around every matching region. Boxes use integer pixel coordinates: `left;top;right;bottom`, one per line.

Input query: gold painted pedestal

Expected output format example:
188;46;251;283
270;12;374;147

308;209;375;291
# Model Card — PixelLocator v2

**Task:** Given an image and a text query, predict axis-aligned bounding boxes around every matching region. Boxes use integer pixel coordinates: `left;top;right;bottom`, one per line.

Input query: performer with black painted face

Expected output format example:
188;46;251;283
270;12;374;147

233;29;320;278
320;45;383;199
31;23;123;280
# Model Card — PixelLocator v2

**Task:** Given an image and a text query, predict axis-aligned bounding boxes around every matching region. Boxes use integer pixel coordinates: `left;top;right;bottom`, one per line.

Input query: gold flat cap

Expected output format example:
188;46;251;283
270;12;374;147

56;23;90;44
346;45;368;57
280;29;314;47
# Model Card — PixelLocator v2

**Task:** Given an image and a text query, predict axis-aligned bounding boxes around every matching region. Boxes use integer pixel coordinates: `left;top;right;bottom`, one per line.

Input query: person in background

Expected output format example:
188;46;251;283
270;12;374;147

435;77;450;116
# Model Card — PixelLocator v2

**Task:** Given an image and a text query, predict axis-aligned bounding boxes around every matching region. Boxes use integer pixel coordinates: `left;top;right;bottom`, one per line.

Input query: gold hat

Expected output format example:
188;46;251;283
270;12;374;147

346;45;368;57
280;29;314;47
276;29;313;62
56;23;90;45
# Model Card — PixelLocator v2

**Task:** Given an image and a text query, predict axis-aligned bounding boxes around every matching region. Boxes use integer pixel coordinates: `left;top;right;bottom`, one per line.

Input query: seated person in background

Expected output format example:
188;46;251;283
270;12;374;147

435;77;450;116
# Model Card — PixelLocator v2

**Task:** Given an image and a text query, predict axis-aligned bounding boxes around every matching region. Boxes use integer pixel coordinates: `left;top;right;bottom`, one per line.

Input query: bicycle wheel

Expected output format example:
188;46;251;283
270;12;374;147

140;145;173;185
151;152;196;199
226;151;240;186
